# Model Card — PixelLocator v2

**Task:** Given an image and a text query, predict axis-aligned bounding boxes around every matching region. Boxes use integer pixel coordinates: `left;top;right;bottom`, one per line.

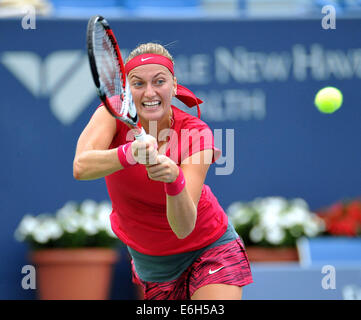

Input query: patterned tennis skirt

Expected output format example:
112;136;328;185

131;238;253;300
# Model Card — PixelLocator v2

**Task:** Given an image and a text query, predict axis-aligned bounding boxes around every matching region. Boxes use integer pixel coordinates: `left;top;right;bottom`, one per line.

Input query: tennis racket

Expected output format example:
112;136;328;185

87;15;145;141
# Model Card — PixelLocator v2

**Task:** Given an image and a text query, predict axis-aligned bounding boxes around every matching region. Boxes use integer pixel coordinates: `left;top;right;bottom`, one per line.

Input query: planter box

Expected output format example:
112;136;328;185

246;246;299;263
30;248;118;300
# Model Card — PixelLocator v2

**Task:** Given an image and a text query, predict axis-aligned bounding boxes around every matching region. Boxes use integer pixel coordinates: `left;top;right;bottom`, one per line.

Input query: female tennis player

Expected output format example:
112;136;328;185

73;43;252;300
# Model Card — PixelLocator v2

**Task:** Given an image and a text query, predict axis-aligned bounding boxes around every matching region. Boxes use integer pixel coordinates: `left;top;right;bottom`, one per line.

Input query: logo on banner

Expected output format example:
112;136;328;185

0;51;96;125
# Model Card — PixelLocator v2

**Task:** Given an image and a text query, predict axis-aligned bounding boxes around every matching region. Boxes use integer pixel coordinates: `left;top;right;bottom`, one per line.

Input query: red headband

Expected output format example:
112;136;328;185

125;53;203;118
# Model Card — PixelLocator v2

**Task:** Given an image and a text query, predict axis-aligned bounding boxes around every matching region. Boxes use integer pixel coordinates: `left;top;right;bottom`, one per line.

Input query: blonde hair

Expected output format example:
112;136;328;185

126;43;174;64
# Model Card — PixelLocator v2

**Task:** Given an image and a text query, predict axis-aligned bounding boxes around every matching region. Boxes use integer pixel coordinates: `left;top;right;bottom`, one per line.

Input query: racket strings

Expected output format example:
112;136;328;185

93;23;123;114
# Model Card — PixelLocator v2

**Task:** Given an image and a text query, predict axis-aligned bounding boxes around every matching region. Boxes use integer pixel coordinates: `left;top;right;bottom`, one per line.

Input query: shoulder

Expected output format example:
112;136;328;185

172;106;210;132
91;105;133;148
170;106;219;164
90;105;117;131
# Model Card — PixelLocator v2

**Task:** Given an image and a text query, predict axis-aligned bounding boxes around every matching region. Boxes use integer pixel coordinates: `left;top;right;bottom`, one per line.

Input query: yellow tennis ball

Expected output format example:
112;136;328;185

314;87;343;114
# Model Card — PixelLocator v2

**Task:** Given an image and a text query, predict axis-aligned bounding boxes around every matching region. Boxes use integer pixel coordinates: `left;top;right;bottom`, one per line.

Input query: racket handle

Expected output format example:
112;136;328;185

135;127;146;141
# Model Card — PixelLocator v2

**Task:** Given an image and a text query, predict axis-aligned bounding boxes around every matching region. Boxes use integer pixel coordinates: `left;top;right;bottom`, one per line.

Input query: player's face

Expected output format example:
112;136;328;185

128;64;176;124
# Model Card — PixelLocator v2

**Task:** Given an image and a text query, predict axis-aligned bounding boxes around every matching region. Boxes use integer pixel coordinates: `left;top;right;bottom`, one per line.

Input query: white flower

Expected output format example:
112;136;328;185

253;197;287;215
42;218;63;240
291;198;309;210
14;214;39;241
80;199;98;217
304;215;325;237
32;229;49;243
62;201;78;211
104;220;117;238
227;202;242;217
96;204;117;238
31;217;63;243
259;206;282;230
228;202;253;226
252;197;289;231
56;202;78;221
265;227;285;245
80;215;99;235
97;201;112;215
249;226;264;243
59;212;81;233
97;210;109;228
279;207;309;229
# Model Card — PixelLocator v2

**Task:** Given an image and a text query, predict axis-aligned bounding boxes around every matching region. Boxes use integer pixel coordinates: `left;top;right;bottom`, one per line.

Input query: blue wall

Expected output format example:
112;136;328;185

1;17;360;299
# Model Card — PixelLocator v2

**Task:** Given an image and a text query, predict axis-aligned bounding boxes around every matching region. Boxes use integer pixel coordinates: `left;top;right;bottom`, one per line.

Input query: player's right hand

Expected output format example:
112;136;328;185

131;134;158;165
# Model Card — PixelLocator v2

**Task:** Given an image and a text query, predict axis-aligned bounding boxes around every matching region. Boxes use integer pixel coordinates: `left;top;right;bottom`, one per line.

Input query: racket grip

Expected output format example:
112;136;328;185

135;127;146;141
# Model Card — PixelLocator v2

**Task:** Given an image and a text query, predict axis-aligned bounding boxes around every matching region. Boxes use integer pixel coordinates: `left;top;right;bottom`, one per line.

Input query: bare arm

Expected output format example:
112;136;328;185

145;149;213;239
73;106;123;180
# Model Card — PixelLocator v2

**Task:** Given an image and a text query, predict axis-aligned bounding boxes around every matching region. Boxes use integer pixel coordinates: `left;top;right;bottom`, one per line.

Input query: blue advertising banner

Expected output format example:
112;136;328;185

244;263;361;300
0;17;360;299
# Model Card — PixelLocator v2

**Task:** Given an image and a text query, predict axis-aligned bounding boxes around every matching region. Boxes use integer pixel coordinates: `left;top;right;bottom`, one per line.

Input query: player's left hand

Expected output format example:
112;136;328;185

145;155;179;183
